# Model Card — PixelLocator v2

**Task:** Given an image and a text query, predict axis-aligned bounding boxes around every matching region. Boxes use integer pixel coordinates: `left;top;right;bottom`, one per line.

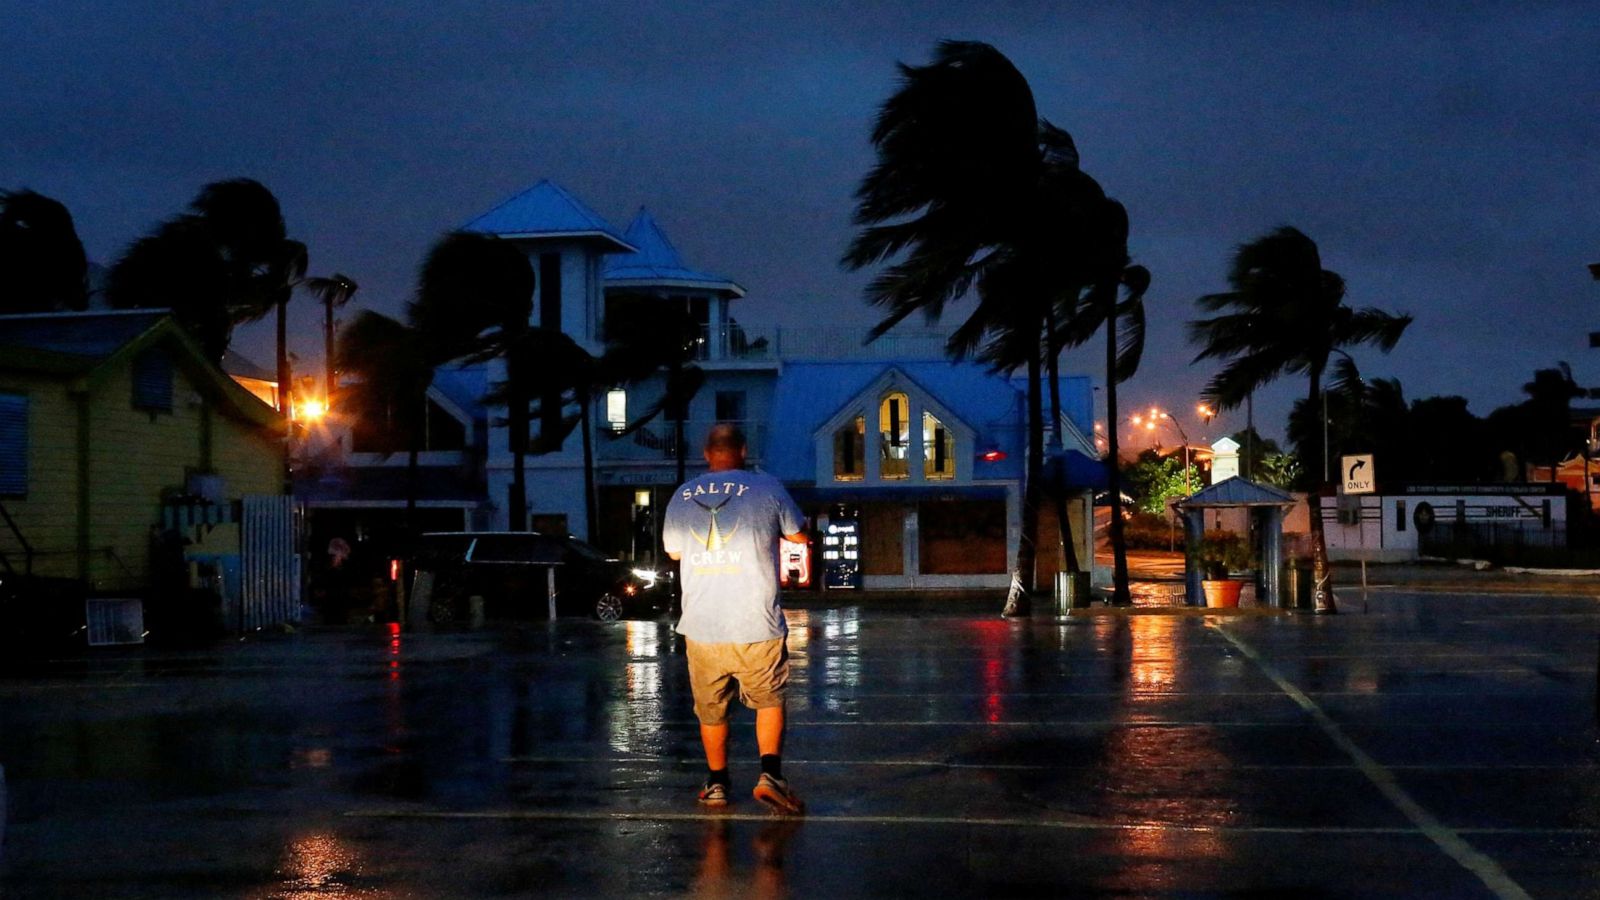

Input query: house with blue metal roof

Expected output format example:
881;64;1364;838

308;178;1104;592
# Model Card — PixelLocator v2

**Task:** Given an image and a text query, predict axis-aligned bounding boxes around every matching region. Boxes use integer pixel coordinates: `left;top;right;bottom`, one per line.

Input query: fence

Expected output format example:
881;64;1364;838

239;495;301;630
1419;520;1568;561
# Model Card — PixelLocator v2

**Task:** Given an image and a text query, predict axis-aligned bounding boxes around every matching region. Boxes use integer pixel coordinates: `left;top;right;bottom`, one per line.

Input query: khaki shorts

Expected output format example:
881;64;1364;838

684;637;789;726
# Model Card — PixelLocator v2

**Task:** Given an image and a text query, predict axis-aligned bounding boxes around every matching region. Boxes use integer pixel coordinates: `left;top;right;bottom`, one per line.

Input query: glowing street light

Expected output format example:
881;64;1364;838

297;398;327;422
1131;407;1194;495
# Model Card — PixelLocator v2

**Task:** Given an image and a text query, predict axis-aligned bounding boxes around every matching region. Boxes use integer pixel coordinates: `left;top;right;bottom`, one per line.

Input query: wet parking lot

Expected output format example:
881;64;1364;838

2;590;1598;898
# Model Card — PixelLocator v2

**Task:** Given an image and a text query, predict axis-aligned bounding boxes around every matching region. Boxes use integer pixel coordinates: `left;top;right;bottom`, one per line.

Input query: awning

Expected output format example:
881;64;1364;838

1048;449;1108;491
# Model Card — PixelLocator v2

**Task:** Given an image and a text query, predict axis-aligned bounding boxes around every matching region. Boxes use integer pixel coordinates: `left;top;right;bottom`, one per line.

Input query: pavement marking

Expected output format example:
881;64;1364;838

502;755;1600;772
1209;622;1533;900
342;807;1600;838
638;718;1577;731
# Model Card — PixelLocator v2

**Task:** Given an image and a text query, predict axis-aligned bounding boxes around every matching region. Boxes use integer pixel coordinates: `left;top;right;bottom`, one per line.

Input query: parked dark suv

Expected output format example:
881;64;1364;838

414;532;672;622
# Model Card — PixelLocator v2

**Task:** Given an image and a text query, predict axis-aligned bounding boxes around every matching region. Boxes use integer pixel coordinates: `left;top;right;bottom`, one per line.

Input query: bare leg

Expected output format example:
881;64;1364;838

755;705;784;757
700;722;729;771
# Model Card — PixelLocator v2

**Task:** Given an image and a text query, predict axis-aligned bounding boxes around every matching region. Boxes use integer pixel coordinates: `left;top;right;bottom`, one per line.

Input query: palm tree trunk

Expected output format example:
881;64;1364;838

1106;302;1132;607
405;445;419;537
1003;338;1043;616
1046;319;1063;449
672;360;688;486
323;294;336;408
1043;318;1078;578
508;375;528;532
581;391;597;543
276;297;292;492
510;412;527;531
1307;366;1337;613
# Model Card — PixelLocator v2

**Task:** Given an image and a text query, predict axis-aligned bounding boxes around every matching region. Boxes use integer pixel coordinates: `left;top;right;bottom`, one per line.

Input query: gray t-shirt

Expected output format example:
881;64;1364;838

662;468;804;644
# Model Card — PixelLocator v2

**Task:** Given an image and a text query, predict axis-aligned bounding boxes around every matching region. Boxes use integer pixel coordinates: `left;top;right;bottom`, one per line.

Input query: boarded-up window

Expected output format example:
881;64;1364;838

132;349;173;411
919;500;1007;574
861;503;905;575
0;393;27;497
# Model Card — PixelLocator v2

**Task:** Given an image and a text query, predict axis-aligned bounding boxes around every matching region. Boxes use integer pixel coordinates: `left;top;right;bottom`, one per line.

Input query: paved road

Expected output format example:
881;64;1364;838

2;591;1598;897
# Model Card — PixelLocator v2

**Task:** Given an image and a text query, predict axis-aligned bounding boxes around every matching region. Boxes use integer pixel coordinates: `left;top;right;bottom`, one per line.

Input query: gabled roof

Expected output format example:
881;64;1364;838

461;179;634;252
603;208;744;297
222;348;275;382
0;309;166;360
1176;476;1296;509
0;310;281;429
765;360;1029;481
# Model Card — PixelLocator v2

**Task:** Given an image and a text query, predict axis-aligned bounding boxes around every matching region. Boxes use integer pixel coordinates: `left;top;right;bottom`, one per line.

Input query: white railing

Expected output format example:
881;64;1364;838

601;419;769;461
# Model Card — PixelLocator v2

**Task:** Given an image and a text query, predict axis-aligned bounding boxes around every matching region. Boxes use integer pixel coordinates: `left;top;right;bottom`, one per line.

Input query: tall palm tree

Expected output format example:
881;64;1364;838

407;232;535;529
1190;226;1411;613
602;301;708;486
336;311;434;530
845;41;1135;616
0;189;88;313
1070;262;1150;607
486;329;609;541
106;178;305;362
306;273;358;406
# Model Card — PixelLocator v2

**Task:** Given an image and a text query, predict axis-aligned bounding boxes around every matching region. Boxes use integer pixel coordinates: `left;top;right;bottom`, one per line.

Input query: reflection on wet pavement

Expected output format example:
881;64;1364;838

1;589;1598;896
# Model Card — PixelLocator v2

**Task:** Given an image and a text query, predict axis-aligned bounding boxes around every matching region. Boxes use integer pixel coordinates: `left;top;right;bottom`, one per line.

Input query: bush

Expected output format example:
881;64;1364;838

1198;530;1252;579
1121;512;1178;550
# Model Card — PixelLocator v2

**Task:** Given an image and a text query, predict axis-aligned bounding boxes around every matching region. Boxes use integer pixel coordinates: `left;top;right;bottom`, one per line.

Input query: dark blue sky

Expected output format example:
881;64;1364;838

4;2;1597;447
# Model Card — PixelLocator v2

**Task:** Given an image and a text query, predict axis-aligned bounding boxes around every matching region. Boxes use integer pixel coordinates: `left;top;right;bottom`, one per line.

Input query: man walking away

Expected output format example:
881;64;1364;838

663;423;809;814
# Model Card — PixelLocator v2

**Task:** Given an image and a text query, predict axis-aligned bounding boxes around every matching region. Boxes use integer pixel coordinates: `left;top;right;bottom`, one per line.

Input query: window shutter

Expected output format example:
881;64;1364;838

0;394;28;497
132;350;173;411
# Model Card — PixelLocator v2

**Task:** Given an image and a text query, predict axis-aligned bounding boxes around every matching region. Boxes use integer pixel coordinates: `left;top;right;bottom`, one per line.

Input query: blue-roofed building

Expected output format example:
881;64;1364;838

313;179;1104;593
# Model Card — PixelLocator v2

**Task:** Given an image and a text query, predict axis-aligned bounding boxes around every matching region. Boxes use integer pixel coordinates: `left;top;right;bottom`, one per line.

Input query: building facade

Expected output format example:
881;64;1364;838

307;180;1104;589
0;311;289;604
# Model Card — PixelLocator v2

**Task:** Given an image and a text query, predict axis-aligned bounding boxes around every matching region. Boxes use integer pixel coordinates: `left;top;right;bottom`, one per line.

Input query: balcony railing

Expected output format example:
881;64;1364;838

601;419;769;462
698;325;955;362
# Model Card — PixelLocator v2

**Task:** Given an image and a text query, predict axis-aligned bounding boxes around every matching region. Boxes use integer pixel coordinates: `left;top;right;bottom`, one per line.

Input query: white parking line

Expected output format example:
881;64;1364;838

501;755;1599;772
1210;622;1532;900
342;806;1600;838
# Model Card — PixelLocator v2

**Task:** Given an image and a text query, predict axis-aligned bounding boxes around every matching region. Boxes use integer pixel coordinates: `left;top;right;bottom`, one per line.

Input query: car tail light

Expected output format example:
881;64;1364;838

389;559;400;582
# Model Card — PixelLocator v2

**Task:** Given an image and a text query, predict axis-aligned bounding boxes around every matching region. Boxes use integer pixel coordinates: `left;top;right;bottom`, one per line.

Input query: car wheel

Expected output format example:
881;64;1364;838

594;593;624;622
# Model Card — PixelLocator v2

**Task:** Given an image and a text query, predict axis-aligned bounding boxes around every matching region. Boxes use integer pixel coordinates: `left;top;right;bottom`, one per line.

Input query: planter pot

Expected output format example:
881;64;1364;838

1201;579;1242;608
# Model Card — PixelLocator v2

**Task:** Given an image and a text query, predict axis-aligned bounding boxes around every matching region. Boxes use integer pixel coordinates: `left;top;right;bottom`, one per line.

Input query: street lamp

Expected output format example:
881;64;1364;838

1131;407;1193;495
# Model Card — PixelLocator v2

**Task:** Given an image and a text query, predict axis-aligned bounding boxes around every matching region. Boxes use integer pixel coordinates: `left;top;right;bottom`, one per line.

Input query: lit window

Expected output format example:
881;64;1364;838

607;388;627;432
833;415;865;481
879;392;909;479
923;411;955;480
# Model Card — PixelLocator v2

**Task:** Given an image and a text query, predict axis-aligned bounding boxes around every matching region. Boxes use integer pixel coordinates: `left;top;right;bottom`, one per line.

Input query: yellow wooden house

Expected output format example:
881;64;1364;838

0;311;288;610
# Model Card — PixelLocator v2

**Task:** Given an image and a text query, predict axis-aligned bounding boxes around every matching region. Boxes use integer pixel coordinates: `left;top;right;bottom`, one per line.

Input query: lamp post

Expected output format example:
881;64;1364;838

1131;407;1193;495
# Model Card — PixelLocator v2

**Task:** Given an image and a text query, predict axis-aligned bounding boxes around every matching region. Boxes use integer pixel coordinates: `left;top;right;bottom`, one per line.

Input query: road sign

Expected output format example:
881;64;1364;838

1341;454;1375;495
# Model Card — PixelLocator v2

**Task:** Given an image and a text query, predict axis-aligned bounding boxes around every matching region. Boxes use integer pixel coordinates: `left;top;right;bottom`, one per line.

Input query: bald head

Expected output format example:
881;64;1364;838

704;423;748;471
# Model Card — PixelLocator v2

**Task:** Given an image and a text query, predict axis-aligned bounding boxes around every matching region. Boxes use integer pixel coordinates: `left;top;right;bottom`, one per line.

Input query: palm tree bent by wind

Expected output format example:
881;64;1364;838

1190;226;1411;613
844;40;1144;615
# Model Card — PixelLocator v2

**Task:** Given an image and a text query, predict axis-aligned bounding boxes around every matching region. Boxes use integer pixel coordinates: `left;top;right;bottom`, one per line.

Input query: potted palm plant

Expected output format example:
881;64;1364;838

1197;530;1251;608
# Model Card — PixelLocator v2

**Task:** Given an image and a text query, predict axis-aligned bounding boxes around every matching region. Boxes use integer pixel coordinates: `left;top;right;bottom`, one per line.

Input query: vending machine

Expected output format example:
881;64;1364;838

820;504;863;590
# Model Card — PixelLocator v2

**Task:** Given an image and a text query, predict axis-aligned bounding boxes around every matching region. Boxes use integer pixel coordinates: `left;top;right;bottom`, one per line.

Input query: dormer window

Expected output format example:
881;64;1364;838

880;391;910;480
833;415;865;481
923;411;954;480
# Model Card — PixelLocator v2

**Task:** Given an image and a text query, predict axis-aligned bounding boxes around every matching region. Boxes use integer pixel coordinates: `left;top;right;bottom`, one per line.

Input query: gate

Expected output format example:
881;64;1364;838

240;495;301;630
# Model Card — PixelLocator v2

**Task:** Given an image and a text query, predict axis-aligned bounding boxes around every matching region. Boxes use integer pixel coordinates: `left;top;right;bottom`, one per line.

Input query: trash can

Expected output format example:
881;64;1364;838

1284;561;1313;610
1055;571;1092;614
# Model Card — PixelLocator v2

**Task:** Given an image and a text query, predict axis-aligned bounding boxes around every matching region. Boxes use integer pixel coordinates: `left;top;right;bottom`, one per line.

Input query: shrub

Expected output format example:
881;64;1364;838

1198;529;1252;579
